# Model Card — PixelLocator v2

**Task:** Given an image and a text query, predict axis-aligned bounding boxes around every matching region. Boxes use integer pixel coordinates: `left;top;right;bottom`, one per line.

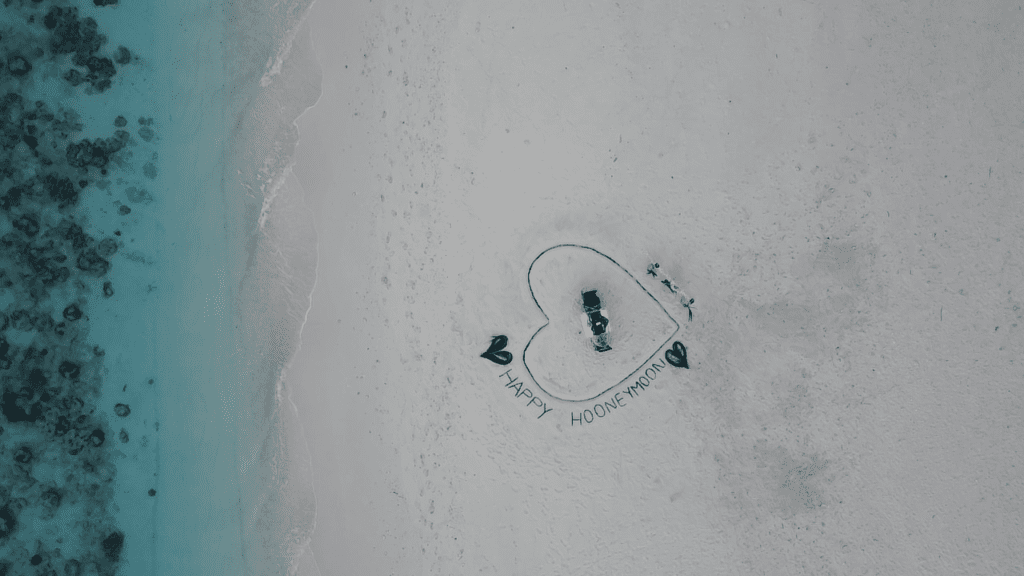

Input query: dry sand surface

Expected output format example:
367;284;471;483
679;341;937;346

288;1;1024;573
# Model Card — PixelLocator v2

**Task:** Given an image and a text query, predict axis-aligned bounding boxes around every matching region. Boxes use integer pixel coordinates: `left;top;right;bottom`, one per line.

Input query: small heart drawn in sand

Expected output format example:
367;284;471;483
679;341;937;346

523;245;679;402
480;335;513;365
664;341;689;369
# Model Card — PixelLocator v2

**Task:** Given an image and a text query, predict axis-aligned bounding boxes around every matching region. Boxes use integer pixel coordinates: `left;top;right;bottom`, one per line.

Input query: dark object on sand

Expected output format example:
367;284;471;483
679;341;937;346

582;290;611;352
664;341;688;369
480;335;513;365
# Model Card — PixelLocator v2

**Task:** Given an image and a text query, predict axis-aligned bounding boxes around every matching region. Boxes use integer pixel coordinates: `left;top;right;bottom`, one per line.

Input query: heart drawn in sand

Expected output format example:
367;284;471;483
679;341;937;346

664;341;689;369
523;245;679;402
480;335;513;365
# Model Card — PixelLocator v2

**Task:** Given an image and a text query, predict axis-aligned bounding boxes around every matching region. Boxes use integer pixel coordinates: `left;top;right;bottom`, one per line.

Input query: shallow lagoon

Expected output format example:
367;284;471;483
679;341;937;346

0;0;318;574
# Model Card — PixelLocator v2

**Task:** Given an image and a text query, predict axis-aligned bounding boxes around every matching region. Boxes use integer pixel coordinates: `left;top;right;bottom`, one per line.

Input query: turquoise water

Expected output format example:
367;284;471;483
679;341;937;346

0;1;320;574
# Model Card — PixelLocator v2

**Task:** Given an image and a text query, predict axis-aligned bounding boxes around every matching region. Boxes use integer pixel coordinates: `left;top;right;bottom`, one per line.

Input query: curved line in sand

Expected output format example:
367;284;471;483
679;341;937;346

522;244;680;403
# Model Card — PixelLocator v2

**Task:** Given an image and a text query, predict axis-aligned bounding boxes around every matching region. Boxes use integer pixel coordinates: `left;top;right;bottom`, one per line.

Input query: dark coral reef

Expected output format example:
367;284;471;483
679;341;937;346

2;1;144;574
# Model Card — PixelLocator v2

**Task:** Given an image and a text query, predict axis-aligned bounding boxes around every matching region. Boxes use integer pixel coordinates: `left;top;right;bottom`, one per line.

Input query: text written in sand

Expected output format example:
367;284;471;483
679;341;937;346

570;358;664;425
498;369;553;419
569;343;688;426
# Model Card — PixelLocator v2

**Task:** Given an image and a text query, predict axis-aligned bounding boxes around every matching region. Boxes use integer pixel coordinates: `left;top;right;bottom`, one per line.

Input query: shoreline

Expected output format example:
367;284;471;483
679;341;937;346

221;6;323;576
147;0;321;573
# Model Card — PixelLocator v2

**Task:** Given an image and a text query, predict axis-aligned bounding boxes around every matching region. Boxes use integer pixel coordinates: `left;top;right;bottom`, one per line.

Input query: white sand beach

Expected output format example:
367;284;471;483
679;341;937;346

287;1;1024;573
